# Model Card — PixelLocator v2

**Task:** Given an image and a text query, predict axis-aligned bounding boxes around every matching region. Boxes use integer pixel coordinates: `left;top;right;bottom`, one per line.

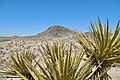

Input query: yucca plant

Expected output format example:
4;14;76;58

0;51;35;80
74;19;120;80
0;42;109;80
34;42;93;80
19;41;106;80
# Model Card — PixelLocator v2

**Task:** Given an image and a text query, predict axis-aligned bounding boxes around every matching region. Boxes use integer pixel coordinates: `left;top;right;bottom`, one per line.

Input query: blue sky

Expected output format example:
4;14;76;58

0;0;120;36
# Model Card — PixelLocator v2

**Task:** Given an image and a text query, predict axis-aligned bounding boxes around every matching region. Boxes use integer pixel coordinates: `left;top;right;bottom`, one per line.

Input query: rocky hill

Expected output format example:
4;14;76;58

36;25;73;38
0;26;74;42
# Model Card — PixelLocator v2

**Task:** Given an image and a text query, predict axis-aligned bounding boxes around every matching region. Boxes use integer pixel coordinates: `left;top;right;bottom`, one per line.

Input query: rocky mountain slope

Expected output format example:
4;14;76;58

0;26;74;42
36;25;73;37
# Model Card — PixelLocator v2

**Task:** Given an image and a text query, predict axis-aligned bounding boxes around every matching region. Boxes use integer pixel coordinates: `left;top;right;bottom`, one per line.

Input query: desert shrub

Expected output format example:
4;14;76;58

74;19;120;79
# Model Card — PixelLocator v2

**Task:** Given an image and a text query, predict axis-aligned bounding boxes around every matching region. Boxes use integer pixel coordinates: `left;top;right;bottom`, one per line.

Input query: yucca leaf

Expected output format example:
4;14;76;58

35;60;51;80
8;64;28;80
23;57;43;80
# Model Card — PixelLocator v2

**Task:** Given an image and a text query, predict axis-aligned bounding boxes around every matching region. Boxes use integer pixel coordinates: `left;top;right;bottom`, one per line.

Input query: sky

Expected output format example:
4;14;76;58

0;0;120;36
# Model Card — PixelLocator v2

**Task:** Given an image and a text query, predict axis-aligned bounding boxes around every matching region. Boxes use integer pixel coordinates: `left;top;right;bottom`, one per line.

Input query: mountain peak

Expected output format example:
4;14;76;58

36;25;72;38
47;25;69;31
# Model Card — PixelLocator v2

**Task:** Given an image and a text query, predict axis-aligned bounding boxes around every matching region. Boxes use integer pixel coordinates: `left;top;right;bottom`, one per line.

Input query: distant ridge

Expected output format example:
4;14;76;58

0;26;76;41
36;25;73;38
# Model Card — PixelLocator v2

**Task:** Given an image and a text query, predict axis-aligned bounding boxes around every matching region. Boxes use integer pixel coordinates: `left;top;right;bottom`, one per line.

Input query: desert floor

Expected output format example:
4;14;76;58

0;38;120;80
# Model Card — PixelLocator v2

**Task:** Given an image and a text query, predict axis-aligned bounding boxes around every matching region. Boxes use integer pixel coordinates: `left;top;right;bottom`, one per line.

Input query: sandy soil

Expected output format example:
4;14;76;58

108;67;120;80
